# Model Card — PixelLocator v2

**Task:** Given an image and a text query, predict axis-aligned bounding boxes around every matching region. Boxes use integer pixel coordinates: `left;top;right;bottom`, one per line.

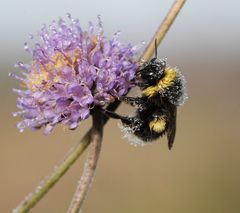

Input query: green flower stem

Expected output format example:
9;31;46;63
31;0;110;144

13;1;186;212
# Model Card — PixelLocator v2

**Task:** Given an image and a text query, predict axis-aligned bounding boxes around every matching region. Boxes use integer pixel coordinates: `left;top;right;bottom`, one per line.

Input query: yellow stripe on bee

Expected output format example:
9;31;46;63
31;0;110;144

149;116;166;133
142;67;177;97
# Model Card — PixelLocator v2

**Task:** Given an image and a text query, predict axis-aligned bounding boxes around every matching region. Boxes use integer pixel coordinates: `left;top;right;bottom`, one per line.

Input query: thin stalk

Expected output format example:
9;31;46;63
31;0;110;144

13;132;91;213
140;0;186;61
67;108;104;213
13;1;186;212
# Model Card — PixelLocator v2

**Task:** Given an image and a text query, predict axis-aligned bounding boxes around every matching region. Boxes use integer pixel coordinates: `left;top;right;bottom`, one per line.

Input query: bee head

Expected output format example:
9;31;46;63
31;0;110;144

137;58;166;86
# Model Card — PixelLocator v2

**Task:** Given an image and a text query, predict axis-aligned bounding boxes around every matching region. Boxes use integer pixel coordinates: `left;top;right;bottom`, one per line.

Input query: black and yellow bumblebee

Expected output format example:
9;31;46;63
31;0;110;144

103;42;187;149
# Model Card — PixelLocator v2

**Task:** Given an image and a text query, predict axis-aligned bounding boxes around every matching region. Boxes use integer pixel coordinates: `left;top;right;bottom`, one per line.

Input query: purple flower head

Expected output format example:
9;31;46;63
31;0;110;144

12;14;142;134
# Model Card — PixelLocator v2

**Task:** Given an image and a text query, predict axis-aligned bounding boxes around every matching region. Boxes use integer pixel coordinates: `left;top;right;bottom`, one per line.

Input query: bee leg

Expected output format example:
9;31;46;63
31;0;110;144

137;82;150;88
119;96;146;108
101;109;133;125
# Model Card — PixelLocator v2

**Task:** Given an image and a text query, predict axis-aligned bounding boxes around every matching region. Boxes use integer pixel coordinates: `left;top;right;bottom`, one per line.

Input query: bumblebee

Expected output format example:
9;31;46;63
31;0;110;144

103;42;187;149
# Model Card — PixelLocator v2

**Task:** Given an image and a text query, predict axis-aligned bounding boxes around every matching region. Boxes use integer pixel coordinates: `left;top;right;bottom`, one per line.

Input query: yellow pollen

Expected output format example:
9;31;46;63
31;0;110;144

26;50;80;91
26;64;49;91
53;75;61;83
91;35;98;47
50;52;71;69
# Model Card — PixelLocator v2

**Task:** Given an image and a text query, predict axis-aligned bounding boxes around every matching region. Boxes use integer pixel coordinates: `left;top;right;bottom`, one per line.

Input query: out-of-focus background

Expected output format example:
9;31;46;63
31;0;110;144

1;0;240;212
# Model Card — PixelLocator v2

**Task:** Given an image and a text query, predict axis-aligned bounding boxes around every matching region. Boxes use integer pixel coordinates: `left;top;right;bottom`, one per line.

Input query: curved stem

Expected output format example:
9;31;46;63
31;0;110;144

13;103;119;213
13;1;186;212
67;109;104;213
13;131;91;213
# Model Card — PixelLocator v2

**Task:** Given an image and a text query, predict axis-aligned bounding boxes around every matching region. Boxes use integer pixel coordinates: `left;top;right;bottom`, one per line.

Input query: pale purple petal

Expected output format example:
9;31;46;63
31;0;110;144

12;14;141;134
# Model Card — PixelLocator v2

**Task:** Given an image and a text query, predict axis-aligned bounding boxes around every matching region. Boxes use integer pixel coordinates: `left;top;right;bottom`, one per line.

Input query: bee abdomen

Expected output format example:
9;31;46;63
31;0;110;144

149;116;166;133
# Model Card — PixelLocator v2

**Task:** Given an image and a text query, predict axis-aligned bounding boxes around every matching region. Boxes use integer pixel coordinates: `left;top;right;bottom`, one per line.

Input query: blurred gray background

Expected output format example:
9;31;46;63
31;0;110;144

0;0;240;212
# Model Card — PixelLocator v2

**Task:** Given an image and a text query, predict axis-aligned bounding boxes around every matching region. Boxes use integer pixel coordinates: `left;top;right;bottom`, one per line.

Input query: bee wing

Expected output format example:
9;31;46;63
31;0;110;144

167;106;177;150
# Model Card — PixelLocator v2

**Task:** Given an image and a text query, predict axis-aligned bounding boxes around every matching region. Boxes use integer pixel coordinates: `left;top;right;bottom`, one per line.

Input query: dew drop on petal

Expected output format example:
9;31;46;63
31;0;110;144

66;12;71;19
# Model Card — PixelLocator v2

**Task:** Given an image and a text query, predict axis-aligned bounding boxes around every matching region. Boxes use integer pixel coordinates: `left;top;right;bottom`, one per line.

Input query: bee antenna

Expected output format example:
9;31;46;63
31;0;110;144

154;38;158;58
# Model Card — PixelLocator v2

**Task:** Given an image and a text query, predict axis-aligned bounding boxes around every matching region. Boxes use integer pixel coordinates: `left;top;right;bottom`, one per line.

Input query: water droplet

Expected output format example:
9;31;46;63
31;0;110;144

66;12;71;19
115;30;121;36
14;62;23;68
12;112;18;117
29;34;34;39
